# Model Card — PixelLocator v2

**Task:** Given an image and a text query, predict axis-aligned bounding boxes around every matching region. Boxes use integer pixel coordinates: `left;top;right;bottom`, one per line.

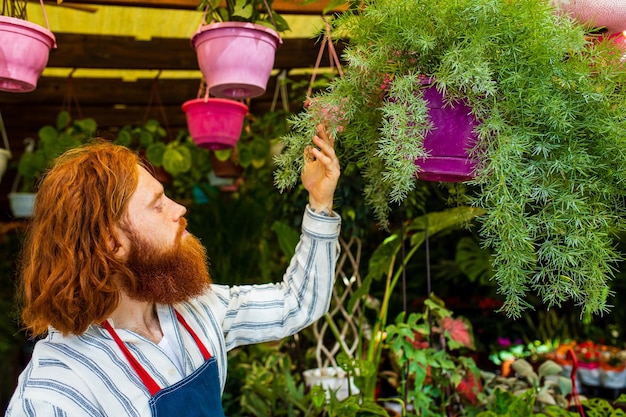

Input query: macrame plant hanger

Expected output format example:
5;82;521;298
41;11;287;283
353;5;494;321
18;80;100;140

144;70;173;142
270;69;290;115
62;68;82;119
306;16;344;100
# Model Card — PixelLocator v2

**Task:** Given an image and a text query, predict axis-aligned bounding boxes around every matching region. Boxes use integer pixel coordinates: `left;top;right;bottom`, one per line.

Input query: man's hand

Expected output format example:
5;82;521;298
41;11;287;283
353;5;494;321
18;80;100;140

301;124;340;214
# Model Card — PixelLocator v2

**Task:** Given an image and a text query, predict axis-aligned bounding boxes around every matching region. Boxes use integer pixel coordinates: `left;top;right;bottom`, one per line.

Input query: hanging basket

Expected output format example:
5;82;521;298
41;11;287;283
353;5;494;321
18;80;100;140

415;85;478;183
182;98;248;150
191;22;282;99
0;16;56;93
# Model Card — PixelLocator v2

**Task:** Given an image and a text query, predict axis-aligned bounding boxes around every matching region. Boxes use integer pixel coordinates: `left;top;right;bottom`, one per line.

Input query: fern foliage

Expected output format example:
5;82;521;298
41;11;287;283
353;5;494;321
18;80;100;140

274;0;626;317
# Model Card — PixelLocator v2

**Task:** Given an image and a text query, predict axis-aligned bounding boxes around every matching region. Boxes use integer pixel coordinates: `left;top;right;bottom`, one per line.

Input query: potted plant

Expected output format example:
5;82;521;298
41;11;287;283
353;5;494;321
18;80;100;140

303;206;483;416
10;110;97;217
182;97;249;150
0;0;56;92
274;0;626;320
191;0;289;99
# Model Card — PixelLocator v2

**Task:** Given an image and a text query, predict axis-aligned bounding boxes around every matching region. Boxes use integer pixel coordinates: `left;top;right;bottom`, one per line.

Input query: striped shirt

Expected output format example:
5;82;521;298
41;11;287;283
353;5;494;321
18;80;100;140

6;207;341;417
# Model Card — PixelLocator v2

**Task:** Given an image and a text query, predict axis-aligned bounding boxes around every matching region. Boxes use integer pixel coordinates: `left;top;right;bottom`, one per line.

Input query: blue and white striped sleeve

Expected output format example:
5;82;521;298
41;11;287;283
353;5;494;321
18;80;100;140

210;206;341;350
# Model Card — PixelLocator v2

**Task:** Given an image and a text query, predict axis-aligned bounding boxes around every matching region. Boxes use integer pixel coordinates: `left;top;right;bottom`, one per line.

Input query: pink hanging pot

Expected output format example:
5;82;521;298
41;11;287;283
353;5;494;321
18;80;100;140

415;84;478;183
0;1;56;93
182;97;248;150
191;21;282;99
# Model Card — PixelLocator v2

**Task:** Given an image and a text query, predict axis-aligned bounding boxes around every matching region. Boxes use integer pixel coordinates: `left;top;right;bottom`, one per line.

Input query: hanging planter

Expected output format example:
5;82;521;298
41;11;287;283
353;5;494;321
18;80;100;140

415;84;478;182
191;22;282;99
0;0;56;93
182;97;248;150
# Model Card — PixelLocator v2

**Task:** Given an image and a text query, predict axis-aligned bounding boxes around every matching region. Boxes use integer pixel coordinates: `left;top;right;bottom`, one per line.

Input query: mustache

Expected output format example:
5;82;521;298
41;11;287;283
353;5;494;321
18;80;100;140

177;218;188;240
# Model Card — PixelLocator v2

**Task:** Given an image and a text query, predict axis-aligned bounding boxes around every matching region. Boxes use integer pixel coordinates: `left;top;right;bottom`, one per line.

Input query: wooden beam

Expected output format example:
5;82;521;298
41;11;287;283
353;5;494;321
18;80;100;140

44;33;345;70
53;0;345;13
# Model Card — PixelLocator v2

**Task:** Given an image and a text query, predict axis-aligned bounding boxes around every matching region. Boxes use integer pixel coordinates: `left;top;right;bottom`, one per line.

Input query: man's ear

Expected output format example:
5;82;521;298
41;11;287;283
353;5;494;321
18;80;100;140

109;225;130;260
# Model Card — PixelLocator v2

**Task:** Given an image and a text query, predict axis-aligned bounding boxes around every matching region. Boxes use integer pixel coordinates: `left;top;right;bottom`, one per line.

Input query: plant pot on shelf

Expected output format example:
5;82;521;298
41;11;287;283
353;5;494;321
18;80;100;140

182;98;248;150
8;192;36;218
191;22;282;99
415;84;478;182
302;367;359;401
0;17;56;93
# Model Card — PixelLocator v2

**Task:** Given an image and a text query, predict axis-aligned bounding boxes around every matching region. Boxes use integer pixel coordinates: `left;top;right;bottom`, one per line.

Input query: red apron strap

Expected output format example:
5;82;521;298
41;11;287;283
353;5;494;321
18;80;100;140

175;310;212;361
102;320;162;396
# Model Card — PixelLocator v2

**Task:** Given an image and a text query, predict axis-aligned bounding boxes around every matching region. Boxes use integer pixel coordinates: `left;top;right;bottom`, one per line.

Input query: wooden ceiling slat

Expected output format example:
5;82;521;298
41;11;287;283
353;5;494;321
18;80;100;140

0;74;313;106
54;0;345;13
44;34;344;70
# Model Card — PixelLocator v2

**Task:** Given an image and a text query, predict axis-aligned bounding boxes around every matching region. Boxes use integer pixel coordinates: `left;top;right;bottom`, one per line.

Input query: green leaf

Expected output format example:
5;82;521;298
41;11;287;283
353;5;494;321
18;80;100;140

17;151;47;178
163;146;192;175
456;236;494;284
309;385;326;409
144;119;161;133
138;130;155;148
145;142;166;166
214;148;233;162
115;128;133;147
537;360;562;378
271;221;299;259
74;118;98;133
231;0;253;20
56;110;71;131
38;125;58;142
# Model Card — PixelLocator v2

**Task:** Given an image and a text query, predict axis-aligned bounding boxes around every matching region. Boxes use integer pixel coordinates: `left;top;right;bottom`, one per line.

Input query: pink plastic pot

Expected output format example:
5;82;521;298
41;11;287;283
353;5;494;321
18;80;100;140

191;22;282;99
182;98;248;150
0;16;56;93
415;85;478;182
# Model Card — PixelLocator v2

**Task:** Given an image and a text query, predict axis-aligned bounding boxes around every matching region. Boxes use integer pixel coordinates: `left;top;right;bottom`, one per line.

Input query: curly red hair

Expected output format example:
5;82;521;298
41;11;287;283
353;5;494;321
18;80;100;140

19;140;143;336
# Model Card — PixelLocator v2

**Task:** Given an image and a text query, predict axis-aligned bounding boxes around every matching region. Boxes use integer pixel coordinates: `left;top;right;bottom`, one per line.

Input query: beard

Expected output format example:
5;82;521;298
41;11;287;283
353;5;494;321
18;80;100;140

120;218;212;304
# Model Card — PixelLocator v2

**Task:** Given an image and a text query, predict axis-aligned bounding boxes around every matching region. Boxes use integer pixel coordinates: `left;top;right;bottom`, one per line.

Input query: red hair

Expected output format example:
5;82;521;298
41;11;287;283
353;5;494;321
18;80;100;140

19;140;143;336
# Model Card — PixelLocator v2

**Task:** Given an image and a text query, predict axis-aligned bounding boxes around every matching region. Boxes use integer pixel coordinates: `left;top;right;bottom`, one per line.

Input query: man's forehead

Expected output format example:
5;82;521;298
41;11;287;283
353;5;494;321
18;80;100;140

133;166;164;205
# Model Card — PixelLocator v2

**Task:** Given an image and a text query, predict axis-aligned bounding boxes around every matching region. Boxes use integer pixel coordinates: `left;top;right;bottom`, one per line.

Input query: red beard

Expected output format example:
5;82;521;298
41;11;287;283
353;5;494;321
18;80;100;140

121;219;212;304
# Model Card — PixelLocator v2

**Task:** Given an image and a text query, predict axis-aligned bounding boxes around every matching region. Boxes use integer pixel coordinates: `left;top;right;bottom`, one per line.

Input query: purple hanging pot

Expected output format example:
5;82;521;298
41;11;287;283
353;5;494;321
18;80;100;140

415;84;478;182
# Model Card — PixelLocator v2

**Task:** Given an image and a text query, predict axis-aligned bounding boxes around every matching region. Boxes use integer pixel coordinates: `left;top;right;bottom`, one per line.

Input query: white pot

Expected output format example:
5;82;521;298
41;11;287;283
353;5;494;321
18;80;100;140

303;366;359;401
0;148;10;183
600;368;626;389
577;365;601;386
8;192;36;218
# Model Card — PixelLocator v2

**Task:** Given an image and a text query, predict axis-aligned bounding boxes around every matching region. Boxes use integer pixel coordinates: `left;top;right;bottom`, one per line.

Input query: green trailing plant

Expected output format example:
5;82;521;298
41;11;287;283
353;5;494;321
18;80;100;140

198;0;290;32
16;110;97;192
274;0;626;319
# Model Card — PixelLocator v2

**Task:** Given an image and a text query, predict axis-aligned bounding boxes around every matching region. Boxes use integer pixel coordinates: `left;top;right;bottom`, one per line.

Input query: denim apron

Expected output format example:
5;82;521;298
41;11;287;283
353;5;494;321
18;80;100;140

103;310;225;417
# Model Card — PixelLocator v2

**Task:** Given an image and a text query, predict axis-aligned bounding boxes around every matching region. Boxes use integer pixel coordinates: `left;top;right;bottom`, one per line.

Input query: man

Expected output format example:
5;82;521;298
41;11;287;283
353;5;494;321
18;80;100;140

6;124;341;416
